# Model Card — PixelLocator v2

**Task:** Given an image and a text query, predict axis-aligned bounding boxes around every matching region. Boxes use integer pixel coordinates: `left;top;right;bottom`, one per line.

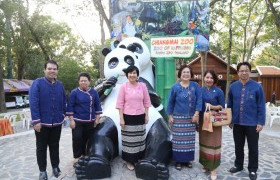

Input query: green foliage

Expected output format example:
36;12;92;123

57;59;98;95
210;0;280;67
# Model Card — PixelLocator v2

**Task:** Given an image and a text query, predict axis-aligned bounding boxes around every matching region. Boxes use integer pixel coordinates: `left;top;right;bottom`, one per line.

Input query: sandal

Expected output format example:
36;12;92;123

126;162;135;170
175;163;182;171
211;170;217;180
185;162;193;168
202;167;209;173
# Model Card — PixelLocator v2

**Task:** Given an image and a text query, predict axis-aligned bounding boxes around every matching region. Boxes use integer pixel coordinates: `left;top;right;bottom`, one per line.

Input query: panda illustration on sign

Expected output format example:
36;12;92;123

75;39;171;180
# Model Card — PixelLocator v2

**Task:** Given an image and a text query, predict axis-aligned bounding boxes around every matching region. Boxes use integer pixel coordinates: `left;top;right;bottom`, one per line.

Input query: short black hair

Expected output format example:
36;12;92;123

204;70;218;84
78;72;91;81
177;65;193;78
44;60;58;70
237;62;251;72
124;65;139;78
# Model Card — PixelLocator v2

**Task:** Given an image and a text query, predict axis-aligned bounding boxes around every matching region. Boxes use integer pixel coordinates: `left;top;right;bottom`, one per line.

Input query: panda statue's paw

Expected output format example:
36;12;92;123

75;156;111;179
135;159;169;180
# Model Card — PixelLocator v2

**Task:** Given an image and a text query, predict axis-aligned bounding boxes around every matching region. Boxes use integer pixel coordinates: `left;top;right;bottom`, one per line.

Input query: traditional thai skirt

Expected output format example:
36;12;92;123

121;114;146;163
172;114;196;162
199;116;222;170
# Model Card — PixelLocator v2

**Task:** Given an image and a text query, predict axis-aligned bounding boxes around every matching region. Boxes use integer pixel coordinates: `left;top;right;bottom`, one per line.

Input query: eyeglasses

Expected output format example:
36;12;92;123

238;70;250;73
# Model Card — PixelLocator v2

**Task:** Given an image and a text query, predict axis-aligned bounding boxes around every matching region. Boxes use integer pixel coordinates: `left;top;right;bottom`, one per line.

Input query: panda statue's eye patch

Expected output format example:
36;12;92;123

133;43;143;54
124;56;134;65
119;45;126;49
108;57;119;69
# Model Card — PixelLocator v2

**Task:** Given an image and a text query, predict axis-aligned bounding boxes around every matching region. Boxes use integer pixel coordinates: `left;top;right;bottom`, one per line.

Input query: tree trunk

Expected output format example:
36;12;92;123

266;0;280;33
0;61;7;113
93;0;112;32
200;51;207;86
246;7;268;62
241;0;259;62
5;16;13;79
24;17;52;61
98;13;105;78
225;0;234;102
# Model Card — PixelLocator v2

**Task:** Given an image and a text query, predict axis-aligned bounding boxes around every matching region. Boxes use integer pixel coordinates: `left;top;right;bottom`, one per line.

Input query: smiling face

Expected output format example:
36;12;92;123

79;76;90;90
180;67;191;82
238;65;250;82
127;70;138;83
204;72;214;88
44;63;58;81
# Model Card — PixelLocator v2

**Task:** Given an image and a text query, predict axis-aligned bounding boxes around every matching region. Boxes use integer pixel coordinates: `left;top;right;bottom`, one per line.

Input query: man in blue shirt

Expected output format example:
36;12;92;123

29;60;66;180
227;62;265;180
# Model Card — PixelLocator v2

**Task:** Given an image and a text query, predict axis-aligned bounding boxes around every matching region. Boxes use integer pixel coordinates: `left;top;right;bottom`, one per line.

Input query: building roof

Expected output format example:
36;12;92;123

188;51;237;72
3;79;33;92
256;66;280;77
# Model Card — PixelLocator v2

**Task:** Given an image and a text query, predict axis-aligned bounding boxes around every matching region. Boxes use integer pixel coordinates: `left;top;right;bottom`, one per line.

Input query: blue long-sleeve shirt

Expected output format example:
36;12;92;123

227;79;266;126
29;77;66;127
66;88;102;122
201;86;225;113
167;81;202;116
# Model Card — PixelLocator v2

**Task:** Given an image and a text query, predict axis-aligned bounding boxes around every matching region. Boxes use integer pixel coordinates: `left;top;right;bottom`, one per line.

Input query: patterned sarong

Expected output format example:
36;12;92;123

172;115;196;162
199;116;222;170
121;114;146;163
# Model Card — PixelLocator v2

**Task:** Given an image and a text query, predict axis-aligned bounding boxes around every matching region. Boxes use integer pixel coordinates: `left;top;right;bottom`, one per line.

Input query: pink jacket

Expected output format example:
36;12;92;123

116;82;151;115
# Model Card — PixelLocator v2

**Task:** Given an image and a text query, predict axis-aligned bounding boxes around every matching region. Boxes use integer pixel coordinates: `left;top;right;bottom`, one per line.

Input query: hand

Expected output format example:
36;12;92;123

145;115;149;124
104;76;118;88
192;115;199;123
205;103;211;109
33;123;42;132
94;117;100;127
169;116;174;125
120;118;125;129
256;124;263;132
70;120;76;129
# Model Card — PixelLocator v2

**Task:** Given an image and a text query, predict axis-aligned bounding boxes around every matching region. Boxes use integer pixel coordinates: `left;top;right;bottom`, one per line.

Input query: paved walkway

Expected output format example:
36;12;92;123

0;124;280;180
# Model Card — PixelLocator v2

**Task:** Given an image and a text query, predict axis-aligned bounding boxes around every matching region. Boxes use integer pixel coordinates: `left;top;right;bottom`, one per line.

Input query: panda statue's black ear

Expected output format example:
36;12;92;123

113;40;120;48
135;33;142;40
102;48;111;56
127;44;137;52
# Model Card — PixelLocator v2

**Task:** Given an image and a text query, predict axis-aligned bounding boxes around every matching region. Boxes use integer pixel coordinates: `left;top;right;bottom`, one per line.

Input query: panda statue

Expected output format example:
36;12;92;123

75;39;171;180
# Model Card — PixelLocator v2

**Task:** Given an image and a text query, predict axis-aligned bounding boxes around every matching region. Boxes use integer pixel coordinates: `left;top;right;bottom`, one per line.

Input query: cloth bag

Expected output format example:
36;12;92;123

202;104;213;132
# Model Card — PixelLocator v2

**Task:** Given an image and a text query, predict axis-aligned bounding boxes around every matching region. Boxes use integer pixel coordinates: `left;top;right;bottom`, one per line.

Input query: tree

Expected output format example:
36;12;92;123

266;0;280;33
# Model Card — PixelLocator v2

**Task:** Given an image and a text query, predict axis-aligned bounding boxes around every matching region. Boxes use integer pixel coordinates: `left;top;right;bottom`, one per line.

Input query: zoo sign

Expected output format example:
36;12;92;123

150;36;195;58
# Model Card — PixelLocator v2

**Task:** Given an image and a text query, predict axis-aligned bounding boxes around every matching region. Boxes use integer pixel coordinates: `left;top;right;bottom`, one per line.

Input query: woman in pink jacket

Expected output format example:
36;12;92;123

116;65;151;170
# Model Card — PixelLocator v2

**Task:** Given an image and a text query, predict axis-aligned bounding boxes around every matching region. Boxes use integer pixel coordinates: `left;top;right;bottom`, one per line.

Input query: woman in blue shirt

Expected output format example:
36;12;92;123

199;70;225;180
167;65;202;170
66;72;102;162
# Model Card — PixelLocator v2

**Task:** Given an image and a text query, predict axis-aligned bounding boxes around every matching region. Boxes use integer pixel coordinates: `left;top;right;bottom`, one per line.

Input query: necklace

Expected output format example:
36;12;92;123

182;86;190;98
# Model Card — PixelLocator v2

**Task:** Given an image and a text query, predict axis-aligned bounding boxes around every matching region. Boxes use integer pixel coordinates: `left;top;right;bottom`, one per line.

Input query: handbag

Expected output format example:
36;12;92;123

212;108;232;127
202;104;213;132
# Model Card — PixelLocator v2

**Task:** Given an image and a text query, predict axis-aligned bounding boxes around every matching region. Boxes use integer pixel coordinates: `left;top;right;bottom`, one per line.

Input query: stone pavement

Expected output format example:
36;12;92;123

0;125;280;180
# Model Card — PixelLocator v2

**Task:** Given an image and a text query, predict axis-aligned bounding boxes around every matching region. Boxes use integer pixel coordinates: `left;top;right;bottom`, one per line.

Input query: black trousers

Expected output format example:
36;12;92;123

35;125;62;172
72;121;95;158
233;124;259;172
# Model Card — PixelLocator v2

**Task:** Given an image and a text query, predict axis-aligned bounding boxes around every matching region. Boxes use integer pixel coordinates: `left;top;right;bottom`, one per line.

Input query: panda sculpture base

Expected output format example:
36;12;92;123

75;118;171;180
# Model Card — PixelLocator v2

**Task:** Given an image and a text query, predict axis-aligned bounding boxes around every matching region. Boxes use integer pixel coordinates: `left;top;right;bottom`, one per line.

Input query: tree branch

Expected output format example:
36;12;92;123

92;0;111;32
266;0;280;33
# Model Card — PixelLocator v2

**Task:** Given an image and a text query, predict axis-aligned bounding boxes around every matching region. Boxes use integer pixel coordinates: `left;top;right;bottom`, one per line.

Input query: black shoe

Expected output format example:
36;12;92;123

53;167;61;178
175;163;182;171
185;162;193;168
229;166;243;173
39;171;48;180
249;171;257;180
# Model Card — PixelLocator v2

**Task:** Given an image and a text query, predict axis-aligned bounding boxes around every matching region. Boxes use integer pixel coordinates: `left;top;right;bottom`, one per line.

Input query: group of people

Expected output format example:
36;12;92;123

166;62;265;180
29;60;265;180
